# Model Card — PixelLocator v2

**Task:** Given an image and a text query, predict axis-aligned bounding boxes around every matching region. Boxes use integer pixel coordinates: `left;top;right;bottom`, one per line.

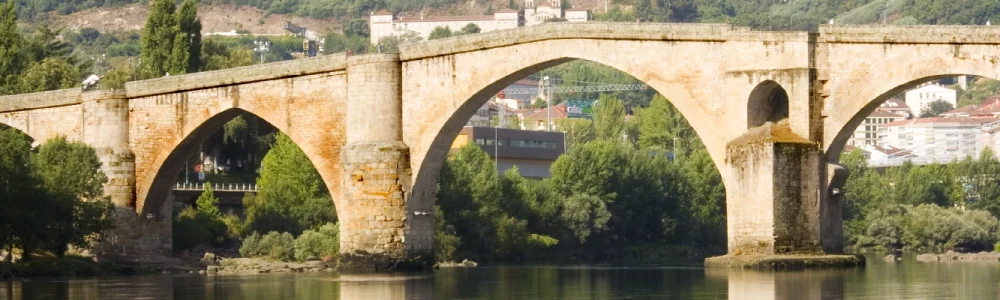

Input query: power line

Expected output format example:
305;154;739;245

503;83;648;95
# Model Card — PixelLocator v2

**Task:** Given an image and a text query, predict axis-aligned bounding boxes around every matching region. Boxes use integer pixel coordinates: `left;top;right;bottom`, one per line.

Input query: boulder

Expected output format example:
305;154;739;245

201;252;218;266
882;254;898;263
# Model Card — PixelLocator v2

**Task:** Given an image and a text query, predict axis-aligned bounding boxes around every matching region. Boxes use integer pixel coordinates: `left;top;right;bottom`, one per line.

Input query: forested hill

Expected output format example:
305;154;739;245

17;0;1000;30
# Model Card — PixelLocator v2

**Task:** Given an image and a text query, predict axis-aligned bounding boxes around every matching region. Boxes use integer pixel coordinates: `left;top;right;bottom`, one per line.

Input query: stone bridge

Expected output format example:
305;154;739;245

3;22;999;267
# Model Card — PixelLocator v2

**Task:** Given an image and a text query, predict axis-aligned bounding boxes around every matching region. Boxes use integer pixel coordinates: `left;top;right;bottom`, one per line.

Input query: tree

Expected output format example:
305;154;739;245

592;95;627;141
556;118;595;151
195;183;221;217
200;39;254;71
635;94;700;155
30;136;115;256
428;26;453;40
170;0;202;74
559;194;610;243
342;18;370;38
18;57;80;93
0;127;36;260
377;31;423;53
244;133;335;235
920;99;955;117
139;0;177;78
959;147;1000;217
460;23;481;34
0;0;25;95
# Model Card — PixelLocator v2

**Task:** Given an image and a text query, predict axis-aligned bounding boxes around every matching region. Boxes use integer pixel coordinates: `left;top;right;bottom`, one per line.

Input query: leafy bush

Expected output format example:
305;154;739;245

221;213;247;239
172;207;227;251
239;231;295;261
293;223;339;261
173;185;227;251
855;204;1000;252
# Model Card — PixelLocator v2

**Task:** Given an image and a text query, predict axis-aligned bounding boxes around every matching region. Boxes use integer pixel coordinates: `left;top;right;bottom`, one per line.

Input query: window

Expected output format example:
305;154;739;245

475;138;485;145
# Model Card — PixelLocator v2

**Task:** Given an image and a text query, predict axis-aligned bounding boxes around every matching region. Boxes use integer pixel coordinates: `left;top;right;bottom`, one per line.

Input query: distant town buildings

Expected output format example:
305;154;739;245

450;126;566;178
879;117;997;162
848;110;905;147
368;1;591;44
904;84;957;117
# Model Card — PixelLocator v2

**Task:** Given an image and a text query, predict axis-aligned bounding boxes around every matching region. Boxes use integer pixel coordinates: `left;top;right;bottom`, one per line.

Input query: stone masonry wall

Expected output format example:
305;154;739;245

725;123;822;255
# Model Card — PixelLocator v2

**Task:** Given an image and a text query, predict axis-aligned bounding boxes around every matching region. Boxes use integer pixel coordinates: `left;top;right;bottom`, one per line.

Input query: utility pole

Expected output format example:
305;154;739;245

544;76;552;131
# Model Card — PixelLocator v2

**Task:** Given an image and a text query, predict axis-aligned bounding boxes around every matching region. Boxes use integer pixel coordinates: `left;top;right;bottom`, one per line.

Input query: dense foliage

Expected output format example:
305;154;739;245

173;184;229;251
0;128;115;260
842;148;1000;251
0;1;90;95
139;0;201;77
238;225;338;262
435;95;725;262
243;133;336;236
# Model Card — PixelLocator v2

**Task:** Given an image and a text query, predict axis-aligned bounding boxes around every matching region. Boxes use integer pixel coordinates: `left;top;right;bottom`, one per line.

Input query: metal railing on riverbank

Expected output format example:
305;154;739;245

173;182;258;192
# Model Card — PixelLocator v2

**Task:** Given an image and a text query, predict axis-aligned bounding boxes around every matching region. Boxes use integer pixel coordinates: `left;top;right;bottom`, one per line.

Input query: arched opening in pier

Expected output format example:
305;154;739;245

746;80;790;128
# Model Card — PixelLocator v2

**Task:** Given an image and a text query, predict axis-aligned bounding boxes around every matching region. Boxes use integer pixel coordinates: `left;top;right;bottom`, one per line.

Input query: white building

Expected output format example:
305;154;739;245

904;84;957;117
880;117;996;162
370;1;591;44
848;110;905;147
369;9;520;44
565;8;592;22
879;98;913;119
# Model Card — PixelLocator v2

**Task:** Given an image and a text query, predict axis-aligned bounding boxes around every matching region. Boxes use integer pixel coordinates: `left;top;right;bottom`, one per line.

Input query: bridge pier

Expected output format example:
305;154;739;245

339;54;432;271
84;93;172;259
706;123;861;269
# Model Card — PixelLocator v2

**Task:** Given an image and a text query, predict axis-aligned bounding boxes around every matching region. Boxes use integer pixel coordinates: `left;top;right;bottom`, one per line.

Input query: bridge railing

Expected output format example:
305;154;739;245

173;182;258;192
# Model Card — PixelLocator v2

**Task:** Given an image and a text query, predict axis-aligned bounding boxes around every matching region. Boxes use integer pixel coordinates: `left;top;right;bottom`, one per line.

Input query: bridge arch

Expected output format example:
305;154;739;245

824;53;1000;161
401;38;736;225
133;91;344;219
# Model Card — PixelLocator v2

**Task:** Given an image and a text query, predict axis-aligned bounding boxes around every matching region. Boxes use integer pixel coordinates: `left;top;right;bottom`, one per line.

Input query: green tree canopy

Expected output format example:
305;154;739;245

139;0;177;77
244;133;335;235
920;99;956;117
459;23;481;34
428;26;453;40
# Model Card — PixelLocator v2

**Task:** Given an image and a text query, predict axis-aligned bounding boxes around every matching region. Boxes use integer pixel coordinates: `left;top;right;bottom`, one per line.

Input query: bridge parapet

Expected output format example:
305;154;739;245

124;53;349;98
0;88;81;113
819;24;1000;44
400;22;737;60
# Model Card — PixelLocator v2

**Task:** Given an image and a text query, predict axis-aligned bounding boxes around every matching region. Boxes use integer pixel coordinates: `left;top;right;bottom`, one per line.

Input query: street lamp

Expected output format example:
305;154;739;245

254;40;271;64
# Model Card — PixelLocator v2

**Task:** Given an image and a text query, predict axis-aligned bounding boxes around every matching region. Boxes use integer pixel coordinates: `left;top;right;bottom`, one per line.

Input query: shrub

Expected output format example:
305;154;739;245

293;223;339;261
240;231;295;261
221;213;246;239
855;204;1000;252
173;207;226;251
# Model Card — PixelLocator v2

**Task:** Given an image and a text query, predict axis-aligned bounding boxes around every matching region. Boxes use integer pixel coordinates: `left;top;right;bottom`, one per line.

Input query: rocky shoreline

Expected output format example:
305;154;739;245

916;251;1000;263
196;253;334;275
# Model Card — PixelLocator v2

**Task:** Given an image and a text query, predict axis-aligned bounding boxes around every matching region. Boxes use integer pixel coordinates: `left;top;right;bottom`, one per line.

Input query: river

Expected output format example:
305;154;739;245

3;254;999;299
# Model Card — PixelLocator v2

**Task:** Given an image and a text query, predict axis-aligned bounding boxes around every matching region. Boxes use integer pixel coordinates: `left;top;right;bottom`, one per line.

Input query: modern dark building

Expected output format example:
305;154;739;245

450;126;566;178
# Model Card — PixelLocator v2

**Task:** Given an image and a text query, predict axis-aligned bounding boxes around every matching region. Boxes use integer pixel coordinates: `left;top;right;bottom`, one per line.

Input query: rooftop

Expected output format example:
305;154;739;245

373;10;392;16
397;15;497;22
883;117;998;127
941;104;979;116
880;98;910;109
868;110;905;118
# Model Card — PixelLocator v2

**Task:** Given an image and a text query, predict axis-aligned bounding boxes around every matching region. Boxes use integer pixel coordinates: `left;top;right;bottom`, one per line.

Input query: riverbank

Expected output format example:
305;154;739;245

0;256;146;279
916;251;1000;263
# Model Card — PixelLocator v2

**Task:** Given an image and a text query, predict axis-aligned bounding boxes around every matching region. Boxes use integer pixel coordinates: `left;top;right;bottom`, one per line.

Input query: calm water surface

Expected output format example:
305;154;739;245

3;255;1000;299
